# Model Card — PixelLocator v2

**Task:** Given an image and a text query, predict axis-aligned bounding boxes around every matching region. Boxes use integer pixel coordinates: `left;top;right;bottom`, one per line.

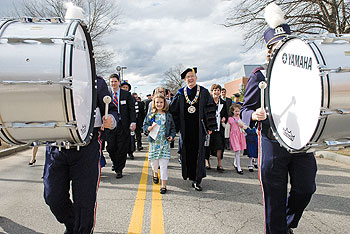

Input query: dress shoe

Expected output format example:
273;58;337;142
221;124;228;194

248;165;254;172
160;187;167;194
137;147;144;151
28;159;36;166
192;182;202;191
287;228;294;234
205;166;211;170
128;153;135;160
116;171;123;179
235;168;243;174
217;166;224;172
152;176;159;184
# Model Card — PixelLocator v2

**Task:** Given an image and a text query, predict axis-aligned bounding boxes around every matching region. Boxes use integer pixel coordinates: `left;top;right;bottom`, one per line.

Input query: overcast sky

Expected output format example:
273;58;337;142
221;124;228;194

1;0;266;97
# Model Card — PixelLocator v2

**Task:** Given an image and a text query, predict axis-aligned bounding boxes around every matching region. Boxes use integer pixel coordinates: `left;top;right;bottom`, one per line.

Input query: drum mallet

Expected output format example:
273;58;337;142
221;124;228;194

259;81;267;109
103;96;112;120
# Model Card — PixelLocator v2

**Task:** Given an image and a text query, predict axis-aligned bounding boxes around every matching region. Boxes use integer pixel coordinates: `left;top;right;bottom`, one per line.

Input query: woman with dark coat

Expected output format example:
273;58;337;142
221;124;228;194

205;84;228;172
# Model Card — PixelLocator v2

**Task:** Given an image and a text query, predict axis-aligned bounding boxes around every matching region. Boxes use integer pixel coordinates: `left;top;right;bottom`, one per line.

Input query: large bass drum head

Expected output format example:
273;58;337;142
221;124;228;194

71;23;95;143
267;37;322;151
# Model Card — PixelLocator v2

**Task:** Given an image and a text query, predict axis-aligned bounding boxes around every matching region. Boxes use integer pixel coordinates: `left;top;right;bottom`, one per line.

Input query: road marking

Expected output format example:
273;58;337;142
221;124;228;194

151;181;164;234
127;156;149;234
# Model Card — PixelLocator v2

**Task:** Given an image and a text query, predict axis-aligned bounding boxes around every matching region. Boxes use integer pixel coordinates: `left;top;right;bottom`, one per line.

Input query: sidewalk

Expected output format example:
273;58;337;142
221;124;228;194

0;144;29;158
315;150;350;165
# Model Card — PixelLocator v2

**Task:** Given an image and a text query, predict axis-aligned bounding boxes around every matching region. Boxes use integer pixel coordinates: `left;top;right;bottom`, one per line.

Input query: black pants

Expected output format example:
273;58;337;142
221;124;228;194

135;126;142;149
108;125;130;172
43;130;102;234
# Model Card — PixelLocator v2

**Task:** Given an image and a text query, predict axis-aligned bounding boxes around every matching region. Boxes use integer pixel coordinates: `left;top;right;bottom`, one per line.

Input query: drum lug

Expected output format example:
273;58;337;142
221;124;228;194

320;108;350;116
319;66;350;73
0;79;72;86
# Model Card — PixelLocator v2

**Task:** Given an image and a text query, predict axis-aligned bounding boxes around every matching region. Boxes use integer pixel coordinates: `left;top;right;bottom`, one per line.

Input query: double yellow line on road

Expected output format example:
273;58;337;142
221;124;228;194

127;154;164;234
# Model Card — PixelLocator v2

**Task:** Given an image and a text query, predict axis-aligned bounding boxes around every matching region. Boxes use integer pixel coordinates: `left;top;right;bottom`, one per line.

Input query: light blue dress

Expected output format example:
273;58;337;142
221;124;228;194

148;113;171;160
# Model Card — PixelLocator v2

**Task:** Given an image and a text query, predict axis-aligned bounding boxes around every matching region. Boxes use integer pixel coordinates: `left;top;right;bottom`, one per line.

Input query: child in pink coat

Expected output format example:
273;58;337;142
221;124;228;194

228;103;247;174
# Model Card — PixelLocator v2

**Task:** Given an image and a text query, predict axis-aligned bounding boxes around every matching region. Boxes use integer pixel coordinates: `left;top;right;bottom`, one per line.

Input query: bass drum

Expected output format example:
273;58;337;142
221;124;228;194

0;18;97;146
266;35;350;152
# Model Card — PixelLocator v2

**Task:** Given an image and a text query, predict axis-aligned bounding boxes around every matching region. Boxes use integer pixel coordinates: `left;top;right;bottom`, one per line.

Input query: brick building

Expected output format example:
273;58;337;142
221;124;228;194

224;64;261;98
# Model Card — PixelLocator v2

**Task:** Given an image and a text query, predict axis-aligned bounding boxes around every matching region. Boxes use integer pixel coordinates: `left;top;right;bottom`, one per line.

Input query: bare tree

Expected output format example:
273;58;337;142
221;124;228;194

225;0;350;50
19;0;121;74
163;64;186;94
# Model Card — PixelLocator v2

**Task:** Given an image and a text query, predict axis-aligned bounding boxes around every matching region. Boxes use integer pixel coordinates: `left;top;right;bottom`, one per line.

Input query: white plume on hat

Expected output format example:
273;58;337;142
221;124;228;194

264;2;286;28
64;2;84;20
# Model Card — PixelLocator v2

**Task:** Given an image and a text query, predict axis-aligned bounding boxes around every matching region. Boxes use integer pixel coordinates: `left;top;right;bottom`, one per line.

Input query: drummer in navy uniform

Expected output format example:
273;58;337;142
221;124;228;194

240;3;317;234
43;75;118;234
170;67;217;191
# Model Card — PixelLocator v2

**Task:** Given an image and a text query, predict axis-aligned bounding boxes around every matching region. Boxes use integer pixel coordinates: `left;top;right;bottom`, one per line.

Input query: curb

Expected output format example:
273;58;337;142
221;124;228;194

0;145;30;158
315;151;350;165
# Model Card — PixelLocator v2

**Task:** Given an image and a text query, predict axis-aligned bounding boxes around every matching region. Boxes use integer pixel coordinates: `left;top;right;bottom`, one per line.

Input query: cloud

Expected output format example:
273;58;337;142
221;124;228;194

0;0;266;97
104;0;266;96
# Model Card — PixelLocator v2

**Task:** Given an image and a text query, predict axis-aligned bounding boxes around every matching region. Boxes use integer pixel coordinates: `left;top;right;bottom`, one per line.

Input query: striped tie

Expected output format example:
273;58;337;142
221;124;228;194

113;92;119;110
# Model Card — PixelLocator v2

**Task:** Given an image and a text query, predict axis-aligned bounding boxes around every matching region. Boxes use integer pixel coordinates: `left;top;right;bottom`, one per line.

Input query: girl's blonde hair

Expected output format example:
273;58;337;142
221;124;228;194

151;94;169;113
229;103;242;117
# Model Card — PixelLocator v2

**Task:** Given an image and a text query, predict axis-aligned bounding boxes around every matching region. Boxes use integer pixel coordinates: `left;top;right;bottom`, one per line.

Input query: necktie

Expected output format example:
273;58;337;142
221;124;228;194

113;92;119;111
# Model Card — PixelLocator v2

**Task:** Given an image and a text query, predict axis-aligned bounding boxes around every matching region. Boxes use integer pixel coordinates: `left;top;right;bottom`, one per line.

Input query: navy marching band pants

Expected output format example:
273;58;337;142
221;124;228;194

259;135;317;234
43;131;102;234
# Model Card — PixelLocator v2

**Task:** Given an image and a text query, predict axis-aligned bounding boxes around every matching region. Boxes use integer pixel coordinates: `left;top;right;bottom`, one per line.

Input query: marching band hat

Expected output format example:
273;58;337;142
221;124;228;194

120;80;131;91
181;67;197;79
264;24;291;48
263;3;291;48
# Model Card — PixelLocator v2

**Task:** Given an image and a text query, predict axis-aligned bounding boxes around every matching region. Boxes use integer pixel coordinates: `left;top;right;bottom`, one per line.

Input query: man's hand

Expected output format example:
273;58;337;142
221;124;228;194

102;115;114;130
252;108;267;121
167;136;173;142
130;123;136;131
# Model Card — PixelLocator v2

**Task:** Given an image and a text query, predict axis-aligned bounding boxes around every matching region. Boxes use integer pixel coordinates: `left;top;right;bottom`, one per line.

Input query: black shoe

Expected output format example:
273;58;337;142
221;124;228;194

287;228;294;234
152;176;159;184
217;166;224;172
137;147;143;151
205;166;211;170
236;168;243;174
116;171;123;179
160;187;167;194
64;228;73;234
28;159;36;166
129;154;135;160
111;165;115;171
192;182;202;191
248;166;254;172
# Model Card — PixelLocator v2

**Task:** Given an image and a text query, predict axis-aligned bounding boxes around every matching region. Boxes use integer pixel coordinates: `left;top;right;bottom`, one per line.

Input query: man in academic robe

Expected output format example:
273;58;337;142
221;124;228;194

170;67;217;191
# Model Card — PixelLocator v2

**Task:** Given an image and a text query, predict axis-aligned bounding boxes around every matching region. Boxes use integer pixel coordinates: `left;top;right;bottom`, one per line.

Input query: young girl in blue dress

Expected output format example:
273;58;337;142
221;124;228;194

143;94;176;194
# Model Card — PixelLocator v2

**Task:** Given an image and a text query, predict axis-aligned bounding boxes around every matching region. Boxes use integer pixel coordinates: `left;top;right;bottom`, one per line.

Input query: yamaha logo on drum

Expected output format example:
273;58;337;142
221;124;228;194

283;128;295;141
282;53;312;70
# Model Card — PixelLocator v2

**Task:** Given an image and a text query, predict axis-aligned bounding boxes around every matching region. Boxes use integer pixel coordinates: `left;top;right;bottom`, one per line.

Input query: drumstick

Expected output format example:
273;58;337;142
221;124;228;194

103;96;112;120
258;81;267;109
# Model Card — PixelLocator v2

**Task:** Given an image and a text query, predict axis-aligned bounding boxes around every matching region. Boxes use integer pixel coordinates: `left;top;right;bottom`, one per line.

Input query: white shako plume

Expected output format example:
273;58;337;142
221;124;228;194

64;2;84;20
264;2;286;28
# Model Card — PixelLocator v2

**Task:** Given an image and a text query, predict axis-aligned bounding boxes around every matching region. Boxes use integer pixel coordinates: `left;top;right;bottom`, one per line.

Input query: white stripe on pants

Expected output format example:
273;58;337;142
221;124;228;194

150;158;169;180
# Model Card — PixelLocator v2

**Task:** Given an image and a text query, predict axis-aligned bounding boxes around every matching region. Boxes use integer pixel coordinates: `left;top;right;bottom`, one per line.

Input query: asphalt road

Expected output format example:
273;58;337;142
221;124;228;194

0;139;349;234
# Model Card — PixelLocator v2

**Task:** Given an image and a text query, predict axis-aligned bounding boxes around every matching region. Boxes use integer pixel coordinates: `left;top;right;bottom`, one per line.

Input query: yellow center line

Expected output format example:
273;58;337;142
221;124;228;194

127;156;149;234
151;180;164;234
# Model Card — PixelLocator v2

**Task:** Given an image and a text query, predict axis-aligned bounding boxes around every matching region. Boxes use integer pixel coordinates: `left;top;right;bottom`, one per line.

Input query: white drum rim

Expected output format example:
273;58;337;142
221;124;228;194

62;20;97;145
266;35;329;152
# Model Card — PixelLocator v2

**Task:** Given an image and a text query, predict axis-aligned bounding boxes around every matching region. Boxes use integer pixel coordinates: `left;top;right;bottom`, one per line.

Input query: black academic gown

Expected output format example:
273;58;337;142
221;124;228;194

170;85;216;183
